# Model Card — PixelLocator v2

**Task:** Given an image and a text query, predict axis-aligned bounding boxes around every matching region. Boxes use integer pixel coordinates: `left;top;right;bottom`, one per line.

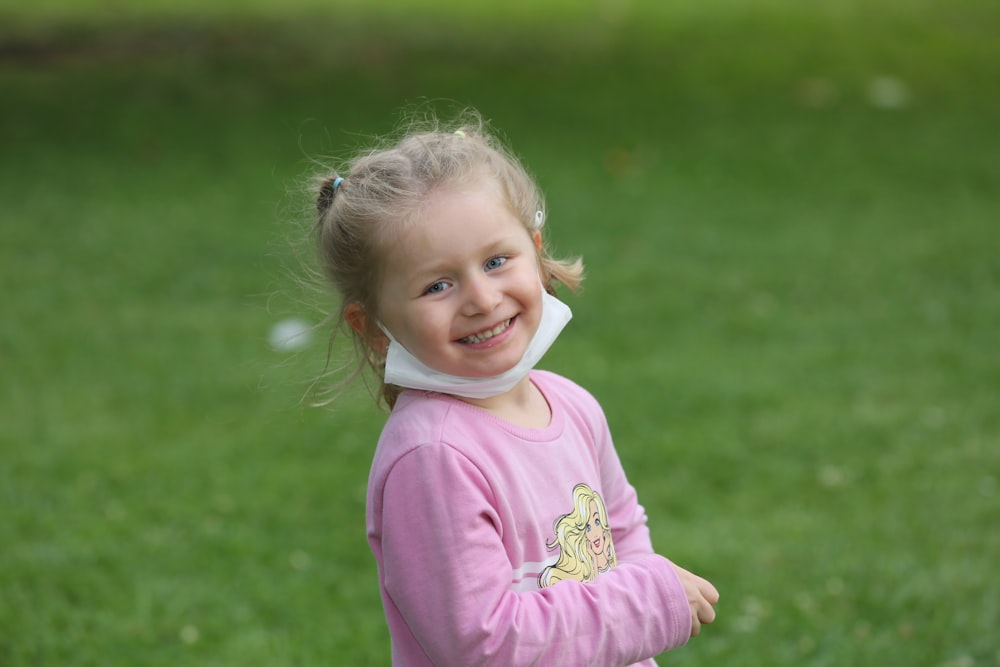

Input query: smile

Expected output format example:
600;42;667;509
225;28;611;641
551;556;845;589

459;318;513;344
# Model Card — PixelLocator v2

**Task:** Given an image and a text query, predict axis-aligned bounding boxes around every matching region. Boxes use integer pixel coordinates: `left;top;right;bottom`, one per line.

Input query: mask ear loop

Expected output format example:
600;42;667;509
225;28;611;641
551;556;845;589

377;322;397;342
369;322;397;361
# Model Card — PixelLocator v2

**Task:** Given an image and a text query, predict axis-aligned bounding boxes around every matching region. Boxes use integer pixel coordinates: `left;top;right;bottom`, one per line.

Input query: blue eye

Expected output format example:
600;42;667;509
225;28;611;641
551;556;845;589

485;256;507;271
585;523;592;532
425;281;449;294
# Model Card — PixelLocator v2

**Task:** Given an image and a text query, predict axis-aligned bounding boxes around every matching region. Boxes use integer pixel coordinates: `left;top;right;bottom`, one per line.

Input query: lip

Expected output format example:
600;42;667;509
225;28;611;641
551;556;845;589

456;315;517;348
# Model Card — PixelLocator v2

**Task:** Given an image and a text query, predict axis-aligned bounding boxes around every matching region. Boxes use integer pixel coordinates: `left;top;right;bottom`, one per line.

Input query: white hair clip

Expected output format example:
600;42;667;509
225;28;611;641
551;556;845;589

534;210;545;229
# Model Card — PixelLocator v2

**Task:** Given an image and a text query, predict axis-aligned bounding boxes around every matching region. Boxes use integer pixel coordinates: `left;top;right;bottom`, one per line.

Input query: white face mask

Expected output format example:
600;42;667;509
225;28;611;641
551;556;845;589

380;290;572;399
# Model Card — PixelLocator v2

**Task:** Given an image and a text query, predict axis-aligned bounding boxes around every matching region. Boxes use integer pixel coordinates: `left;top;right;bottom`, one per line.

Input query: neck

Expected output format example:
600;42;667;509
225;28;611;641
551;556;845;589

457;374;551;429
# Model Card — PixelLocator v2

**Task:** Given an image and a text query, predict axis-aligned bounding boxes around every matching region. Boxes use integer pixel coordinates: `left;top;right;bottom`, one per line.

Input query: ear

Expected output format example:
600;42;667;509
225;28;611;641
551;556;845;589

532;230;543;252
344;302;367;336
345;302;390;354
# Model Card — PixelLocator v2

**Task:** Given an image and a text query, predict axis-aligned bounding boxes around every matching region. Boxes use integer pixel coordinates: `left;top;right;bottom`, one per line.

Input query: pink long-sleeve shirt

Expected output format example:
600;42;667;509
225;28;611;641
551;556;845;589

366;370;692;666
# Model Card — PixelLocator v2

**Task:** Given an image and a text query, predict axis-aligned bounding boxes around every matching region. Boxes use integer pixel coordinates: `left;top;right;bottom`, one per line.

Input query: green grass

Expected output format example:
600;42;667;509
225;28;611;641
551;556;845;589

2;2;999;665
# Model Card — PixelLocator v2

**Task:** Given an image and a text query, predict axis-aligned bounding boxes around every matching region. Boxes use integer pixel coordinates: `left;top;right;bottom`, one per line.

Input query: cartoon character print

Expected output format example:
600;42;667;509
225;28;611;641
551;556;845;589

539;483;617;588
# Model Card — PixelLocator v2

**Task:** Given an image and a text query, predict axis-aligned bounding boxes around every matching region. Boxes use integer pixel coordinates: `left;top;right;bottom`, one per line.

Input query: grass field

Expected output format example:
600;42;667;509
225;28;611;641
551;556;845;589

2;1;999;665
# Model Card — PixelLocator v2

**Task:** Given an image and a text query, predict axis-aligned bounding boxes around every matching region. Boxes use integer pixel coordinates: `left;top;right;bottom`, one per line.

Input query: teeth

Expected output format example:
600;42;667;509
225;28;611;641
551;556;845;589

461;319;511;344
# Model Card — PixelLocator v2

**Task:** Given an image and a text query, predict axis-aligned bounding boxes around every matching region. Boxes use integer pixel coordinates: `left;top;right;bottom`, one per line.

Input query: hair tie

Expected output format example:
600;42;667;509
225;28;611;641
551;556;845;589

317;176;343;214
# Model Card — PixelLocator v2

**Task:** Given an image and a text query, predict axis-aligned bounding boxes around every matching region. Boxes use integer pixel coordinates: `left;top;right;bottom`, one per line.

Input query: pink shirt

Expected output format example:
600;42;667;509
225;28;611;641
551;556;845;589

366;370;692;666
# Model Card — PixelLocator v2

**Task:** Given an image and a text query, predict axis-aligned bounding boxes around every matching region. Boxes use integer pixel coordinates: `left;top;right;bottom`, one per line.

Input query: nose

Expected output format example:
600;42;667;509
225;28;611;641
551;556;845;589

460;275;502;316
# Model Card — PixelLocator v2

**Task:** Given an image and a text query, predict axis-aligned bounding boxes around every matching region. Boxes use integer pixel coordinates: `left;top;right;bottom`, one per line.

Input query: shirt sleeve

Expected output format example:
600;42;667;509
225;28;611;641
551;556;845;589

594;419;659;563
378;442;692;666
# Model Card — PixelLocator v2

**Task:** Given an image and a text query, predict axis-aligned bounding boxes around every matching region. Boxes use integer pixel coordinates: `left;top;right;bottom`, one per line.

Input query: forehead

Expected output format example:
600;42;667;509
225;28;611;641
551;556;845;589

382;180;530;266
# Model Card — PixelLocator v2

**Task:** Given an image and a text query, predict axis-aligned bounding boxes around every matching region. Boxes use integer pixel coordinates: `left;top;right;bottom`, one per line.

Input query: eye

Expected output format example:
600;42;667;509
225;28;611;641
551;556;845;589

425;280;450;295
585;522;592;533
484;256;507;271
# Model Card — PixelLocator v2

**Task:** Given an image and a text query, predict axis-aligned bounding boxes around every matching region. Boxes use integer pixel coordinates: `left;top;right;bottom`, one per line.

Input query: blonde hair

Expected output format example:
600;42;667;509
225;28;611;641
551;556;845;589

539;483;616;587
312;111;583;409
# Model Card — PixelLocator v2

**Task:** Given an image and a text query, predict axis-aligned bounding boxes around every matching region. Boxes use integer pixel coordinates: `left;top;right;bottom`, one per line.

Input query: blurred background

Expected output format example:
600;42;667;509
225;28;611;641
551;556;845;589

2;1;998;665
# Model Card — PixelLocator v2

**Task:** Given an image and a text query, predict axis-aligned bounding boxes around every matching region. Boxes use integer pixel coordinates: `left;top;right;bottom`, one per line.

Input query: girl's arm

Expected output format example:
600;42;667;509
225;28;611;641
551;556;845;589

598;436;659;563
376;443;691;666
591;409;720;642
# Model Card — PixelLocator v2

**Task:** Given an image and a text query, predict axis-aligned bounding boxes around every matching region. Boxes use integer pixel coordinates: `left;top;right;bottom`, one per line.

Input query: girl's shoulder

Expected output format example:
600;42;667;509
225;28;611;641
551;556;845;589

531;369;611;440
377;389;515;454
379;390;462;442
369;392;463;482
531;369;602;411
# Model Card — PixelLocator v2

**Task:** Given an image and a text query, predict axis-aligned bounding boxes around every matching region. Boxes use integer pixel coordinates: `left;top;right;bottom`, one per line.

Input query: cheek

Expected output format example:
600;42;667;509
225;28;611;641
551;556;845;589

384;305;442;352
524;292;545;328
514;277;543;309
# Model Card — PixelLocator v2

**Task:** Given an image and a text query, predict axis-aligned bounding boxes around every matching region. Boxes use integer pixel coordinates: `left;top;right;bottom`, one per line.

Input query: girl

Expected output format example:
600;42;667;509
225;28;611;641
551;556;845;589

311;112;718;666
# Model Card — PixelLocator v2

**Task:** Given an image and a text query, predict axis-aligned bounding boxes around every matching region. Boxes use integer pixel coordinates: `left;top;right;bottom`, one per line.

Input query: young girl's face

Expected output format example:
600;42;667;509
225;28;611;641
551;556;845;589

375;178;544;381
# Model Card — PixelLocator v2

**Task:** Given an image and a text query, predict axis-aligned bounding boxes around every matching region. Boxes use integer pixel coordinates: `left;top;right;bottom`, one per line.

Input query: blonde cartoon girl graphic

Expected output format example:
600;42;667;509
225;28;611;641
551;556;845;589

539;483;617;588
